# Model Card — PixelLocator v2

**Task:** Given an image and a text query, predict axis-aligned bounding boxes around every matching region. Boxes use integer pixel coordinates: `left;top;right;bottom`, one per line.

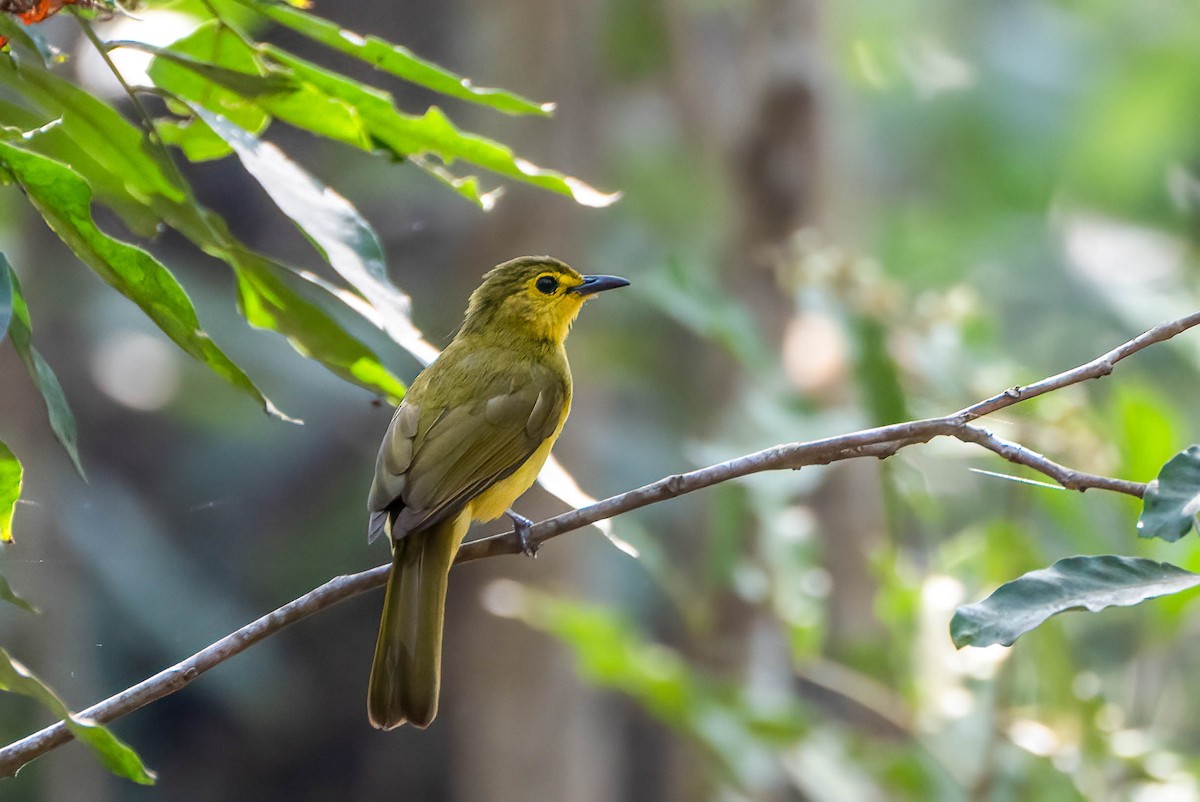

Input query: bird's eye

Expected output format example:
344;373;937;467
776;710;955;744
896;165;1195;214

535;275;559;295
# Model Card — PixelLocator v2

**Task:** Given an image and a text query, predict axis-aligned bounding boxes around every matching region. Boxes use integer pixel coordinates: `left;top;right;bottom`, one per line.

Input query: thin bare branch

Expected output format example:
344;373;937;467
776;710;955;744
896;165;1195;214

1;311;1194;776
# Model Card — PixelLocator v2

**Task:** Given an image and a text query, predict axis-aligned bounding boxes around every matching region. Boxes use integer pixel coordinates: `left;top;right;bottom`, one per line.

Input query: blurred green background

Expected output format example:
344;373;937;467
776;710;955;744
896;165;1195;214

3;0;1200;799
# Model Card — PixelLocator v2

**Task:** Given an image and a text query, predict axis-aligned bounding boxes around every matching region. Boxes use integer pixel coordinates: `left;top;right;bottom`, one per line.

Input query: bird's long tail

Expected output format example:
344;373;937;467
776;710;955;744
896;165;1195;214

367;512;469;729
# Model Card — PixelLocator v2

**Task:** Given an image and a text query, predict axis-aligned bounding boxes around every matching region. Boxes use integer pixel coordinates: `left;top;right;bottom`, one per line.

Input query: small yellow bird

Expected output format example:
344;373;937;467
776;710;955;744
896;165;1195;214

366;256;629;729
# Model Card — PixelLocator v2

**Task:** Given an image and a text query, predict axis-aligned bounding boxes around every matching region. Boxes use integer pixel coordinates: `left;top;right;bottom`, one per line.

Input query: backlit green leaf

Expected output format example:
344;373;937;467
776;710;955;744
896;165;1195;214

244;1;554;116
193;107;433;362
264;48;619;207
0;440;20;544
230;249;406;402
951;555;1200;648
0;647;155;784
1138;445;1200;542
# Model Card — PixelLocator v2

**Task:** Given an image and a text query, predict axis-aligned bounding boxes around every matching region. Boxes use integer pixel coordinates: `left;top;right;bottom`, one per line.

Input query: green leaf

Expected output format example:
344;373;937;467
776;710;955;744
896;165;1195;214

244;1;554;116
264;48;619;207
146;24;616;207
140;24;273;141
951;555;1200;648
0;255;84;476
0;647;156;784
0;55;202;238
0;439;20;544
154;115;234;162
230;249;406;402
1138;445;1200;542
0;142;293;421
193;107;431;359
0;97;161;237
0;573;36;613
146;23;369;149
0;54;186;206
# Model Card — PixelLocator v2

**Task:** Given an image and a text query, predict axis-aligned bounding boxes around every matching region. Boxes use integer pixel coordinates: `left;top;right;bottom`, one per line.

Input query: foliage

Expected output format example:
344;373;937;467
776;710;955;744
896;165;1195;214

0;0;612;783
3;0;1200;799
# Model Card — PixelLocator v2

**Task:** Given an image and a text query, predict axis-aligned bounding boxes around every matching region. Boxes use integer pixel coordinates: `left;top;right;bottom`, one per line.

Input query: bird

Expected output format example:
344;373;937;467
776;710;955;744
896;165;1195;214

366;255;629;729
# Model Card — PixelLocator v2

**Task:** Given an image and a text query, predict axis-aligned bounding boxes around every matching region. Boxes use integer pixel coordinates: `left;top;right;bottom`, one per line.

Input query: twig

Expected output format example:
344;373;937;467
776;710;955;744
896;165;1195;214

0;311;1194;776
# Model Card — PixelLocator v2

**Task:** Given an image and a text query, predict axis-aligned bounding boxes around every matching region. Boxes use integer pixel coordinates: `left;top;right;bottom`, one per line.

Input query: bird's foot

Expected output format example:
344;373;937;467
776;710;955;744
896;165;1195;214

506;509;538;558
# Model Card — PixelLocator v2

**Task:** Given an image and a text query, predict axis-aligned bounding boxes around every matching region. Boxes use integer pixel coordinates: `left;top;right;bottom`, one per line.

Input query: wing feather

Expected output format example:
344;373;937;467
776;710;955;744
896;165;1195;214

368;353;567;541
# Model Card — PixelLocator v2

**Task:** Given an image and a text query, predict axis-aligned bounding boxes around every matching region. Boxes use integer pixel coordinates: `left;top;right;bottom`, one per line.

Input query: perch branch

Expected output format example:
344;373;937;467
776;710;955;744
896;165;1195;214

1;311;1194;777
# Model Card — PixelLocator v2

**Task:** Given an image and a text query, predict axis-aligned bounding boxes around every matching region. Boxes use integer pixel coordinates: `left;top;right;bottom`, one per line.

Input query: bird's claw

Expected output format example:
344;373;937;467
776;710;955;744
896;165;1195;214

506;509;538;558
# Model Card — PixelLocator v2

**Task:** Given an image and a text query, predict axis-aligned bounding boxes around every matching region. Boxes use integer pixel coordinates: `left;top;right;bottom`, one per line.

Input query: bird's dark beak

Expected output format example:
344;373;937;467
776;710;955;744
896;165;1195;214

569;275;630;296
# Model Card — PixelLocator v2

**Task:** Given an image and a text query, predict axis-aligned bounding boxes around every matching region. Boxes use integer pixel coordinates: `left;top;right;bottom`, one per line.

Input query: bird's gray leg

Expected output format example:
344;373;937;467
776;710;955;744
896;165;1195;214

506;509;538;557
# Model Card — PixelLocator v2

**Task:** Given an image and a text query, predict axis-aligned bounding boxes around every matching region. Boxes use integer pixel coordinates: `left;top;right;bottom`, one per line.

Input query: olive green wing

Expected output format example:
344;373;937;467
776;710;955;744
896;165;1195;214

367;366;565;542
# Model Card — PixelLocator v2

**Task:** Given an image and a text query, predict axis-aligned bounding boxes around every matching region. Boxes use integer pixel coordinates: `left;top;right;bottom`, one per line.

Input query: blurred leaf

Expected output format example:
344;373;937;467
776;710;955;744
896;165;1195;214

951;555;1200;648
1138;445;1200;542
1111;384;1181;483
0;16;49;64
0;573;36;613
0;255;84;476
244;1;554;116
0;440;20;544
0;142;292;421
0;255;10;341
0;647;156;784
506;585;805;786
230;249;406;402
192;107;431;359
852;314;909;425
647;259;773;374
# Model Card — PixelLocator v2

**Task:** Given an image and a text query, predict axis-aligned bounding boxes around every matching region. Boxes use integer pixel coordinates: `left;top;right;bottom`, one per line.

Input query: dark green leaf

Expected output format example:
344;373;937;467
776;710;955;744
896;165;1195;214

0;255;84;476
1138;445;1200;542
0;573;36;614
194;107;432;359
0;142;293;421
245;1;554;116
951;555;1200;648
0;439;20;544
0;647;155;784
126;41;298;98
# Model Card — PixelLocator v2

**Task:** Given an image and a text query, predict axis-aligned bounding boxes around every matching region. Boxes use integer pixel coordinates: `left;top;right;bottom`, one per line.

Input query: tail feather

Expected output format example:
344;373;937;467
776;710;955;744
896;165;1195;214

367;513;468;729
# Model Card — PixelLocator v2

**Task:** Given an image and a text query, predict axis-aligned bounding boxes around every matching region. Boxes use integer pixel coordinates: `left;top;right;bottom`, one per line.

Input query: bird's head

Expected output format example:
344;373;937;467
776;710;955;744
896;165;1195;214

461;256;629;345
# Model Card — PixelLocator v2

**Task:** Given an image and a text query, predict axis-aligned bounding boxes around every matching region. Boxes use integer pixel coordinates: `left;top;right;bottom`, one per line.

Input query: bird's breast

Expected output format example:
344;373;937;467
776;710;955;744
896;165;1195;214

468;401;570;523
